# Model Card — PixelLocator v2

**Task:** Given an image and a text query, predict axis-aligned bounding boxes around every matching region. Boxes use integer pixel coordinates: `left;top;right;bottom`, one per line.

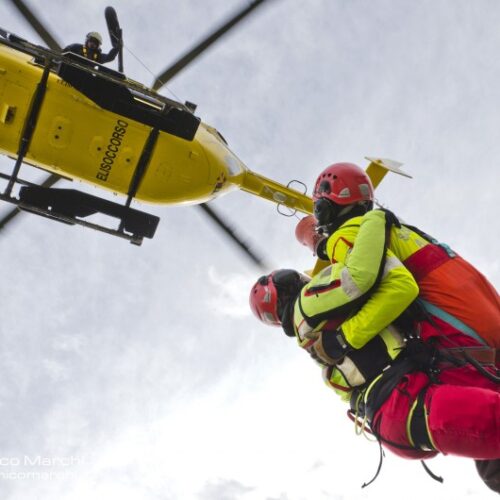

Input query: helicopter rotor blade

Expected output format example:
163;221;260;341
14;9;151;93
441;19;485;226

7;0;61;50
197;203;268;270
0;173;62;231
0;206;21;231
152;0;269;91
105;6;124;72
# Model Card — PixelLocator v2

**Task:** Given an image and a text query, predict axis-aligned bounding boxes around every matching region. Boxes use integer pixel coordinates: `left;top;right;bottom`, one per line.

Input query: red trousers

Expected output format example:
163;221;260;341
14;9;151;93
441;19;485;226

373;366;500;460
371;320;500;460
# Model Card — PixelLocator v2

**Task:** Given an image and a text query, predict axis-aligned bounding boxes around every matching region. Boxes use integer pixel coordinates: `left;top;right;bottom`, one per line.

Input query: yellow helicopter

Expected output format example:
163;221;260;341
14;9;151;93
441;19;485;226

1;1;409;266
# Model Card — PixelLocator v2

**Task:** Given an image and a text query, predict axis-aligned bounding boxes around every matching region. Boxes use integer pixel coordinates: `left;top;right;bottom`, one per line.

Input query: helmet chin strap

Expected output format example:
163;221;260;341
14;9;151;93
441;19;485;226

316;201;372;236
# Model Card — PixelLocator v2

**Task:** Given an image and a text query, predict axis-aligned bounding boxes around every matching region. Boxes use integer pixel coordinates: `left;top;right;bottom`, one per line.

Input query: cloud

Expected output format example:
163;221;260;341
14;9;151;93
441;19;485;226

206;267;255;318
199;478;254;500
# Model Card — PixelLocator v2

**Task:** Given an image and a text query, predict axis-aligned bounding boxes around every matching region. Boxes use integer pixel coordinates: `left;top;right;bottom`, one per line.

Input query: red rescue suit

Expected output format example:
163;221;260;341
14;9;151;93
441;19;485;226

369;317;500;460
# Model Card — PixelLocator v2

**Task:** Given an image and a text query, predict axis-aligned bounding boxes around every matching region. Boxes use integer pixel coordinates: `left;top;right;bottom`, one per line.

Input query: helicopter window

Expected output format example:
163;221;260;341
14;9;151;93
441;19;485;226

0;105;16;124
224;156;244;176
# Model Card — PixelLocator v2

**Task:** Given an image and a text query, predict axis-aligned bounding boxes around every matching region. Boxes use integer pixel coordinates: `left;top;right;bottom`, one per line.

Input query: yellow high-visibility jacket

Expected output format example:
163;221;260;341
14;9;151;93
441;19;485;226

292;211;418;398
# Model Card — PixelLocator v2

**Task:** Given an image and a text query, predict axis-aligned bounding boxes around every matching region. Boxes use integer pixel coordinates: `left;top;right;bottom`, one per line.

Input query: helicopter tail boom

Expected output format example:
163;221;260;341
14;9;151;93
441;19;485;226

238;170;313;215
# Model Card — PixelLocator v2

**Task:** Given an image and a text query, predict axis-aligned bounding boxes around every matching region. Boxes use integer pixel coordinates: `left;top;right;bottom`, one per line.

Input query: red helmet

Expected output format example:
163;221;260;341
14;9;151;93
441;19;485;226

249;270;309;327
313;162;374;205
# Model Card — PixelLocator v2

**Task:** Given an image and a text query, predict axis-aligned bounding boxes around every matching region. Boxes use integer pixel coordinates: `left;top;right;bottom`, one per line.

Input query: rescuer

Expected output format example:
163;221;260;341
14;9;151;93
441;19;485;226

63;31;119;64
295;162;500;356
250;211;499;491
293;162;500;491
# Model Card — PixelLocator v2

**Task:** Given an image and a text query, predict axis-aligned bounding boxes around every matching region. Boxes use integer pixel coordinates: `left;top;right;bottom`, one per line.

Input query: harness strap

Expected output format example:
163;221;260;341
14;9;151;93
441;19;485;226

352;343;498;423
363;357;416;421
82;46;99;61
408;389;436;451
420;300;488;346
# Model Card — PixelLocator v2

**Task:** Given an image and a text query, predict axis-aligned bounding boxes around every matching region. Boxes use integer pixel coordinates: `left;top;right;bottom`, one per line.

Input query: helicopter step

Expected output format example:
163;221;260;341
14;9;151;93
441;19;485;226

14;186;159;245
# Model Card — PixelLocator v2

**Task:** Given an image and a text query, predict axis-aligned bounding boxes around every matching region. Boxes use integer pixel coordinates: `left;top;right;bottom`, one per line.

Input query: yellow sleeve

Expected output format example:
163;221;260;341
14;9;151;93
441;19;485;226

297;210;419;348
298;210;396;329
326;210;420;349
341;210;389;294
341;251;419;348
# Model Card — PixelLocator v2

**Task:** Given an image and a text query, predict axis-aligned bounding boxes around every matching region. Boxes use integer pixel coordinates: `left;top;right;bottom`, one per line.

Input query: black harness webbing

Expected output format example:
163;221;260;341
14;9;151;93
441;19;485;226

82;46;99;61
363;356;417;421
409;388;435;451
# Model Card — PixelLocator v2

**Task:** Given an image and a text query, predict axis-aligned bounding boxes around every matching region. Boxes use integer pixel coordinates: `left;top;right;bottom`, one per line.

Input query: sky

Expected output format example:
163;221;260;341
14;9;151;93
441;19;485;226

0;0;499;499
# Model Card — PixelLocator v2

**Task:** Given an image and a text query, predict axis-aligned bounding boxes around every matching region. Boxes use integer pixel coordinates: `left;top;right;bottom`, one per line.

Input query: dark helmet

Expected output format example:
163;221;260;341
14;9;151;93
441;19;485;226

312;163;374;227
249;269;309;326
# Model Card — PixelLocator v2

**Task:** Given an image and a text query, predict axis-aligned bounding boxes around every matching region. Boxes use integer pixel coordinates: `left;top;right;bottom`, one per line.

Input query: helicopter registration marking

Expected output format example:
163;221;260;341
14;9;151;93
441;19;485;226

56;78;72;88
96;119;129;182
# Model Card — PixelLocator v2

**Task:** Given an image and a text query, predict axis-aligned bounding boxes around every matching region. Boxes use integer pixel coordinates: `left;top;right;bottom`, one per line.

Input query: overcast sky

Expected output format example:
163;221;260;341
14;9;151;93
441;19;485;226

0;1;498;499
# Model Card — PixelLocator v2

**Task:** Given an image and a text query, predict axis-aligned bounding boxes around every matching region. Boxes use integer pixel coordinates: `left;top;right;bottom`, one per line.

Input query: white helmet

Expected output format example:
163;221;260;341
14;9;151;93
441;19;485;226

86;32;103;45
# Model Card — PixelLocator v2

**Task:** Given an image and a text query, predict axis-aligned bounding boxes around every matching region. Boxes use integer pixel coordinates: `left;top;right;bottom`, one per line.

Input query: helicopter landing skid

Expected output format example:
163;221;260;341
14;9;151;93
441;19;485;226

0;186;159;245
